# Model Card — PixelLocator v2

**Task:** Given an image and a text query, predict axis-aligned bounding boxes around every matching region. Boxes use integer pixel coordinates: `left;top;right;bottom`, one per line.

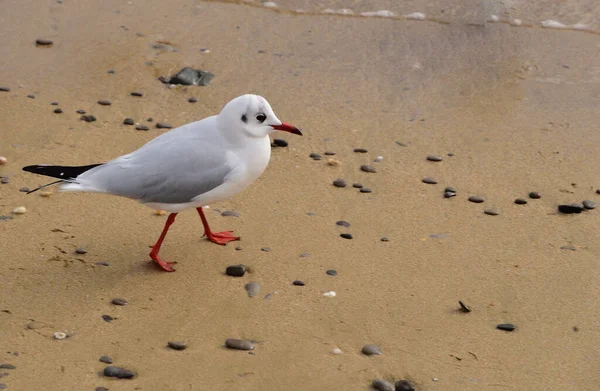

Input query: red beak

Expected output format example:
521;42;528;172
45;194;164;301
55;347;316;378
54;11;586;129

271;122;302;136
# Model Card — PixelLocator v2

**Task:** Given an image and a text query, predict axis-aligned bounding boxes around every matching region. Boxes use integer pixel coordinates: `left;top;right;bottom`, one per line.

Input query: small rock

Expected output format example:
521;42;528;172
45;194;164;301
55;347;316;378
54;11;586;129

309;152;322;160
468;195;485;203
130;91;144;97
484;208;500;216
35;38;54;46
340;233;353;239
107;69;115;74
103;366;136;379
53;108;63;114
529;191;541;199
582;200;596;209
372;379;395;391
361;344;382;356
102;315;114;322
225;339;254;351
76;109;85;114
0;87;10;92
514;198;527;205
380;237;389;242
164;67;214;86
27;321;46;330
136;124;149;131
123;118;135;125
444;191;456;198
326;269;337;276
272;139;288;147
167;341;187;351
360;164;377;173
95;387;109;391
395;380;416;391
422;177;437;184
323;291;336;297
353;148;368;153
336;220;350;227
244;282;261;297
19;187;30;192
353;183;363;188
156;122;173;129
458;300;471;313
0;156;7;165
261;247;271;252
560;245;576;251
324;151;336;156
188;97;198;103
75;247;87;254
374;156;383;162
111;298;128;306
497;323;516;332
331;347;343;355
360;188;372;193
225;264;246;277
27;94;35;99
1;177;9;184
12;206;27;214
292;280;305;286
558;203;584;214
0;364;15;370
51;101;59;105
99;355;113;364
596;189;600;195
427;155;443;162
445;186;457;193
333;179;347;188
0;215;13;221
221;210;240;217
80;115;96;122
95;261;111;266
97;99;112;106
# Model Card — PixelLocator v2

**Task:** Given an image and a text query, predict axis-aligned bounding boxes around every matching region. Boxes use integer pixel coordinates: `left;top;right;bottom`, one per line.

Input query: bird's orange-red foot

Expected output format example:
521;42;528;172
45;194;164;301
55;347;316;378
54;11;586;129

204;231;240;245
150;254;176;272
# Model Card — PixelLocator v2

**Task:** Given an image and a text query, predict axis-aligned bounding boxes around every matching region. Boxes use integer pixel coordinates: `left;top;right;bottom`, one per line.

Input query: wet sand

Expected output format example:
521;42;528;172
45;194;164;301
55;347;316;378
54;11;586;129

1;1;599;390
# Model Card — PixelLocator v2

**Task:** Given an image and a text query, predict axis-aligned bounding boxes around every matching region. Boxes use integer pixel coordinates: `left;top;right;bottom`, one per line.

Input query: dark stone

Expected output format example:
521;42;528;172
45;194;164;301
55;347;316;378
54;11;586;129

156;122;173;129
422;177;437;184
360;164;377;173
0;365;15;370
596;189;600;195
98;99;111;106
0;177;9;184
380;237;389;242
99;355;113;364
225;265;246;277
188;97;198;103
272;139;288;147
309;152;322;160
352;183;363;188
529;191;541;199
0;87;10;92
292;280;305;286
583;200;596;209
75;247;87;254
333;179;347;188
395;380;416;391
53;108;63;114
51;101;59;105
458;300;471;313
353;148;368;153
102;315;114;322
27;94;35;99
445;187;457;193
107;69;115;74
225;339;254;351
164;67;214;86
468;195;485;203
135;124;149;131
336;220;350;227
76;109;85;114
558;204;584;214
35;38;54;46
130;91;144;97
361;344;382;356
111;298;128;306
19;187;30;192
95;261;110;266
167;341;187;351
340;233;353;239
324;151;336;155
95;387;109;391
497;323;516;332
80;115;96;122
484;208;500;216
326;269;337;276
372;379;395;391
444;191;456;198
261;247;271;252
103;366;135;379
427;155;443;162
360;188;372;193
123;118;135;125
221;210;240;217
560;245;576;251
515;198;527;205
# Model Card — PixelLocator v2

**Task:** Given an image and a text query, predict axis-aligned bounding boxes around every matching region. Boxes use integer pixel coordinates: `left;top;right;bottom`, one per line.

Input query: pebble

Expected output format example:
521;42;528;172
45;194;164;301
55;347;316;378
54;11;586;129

35;38;54;46
560;245;576;251
361;344;382;356
360;164;377;173
41;192;54;198
353;183;363;188
27;94;35;99
225;264;246;277
309;152;322;160
99;355;113;364
53;108;63;114
558;203;584;214
0;364;15;370
156;122;173;129
333;179;347;188
336;220;350;227
272;138;288;147
102;315;114;322
27;321;46;330
529;191;541;199
95;387;108;391
136;124;149;131
582;200;596;209
380;237;389;242
360;188;372;193
468;195;485;203
19;187;30;192
459;300;471;313
326;269;338;276
75;247;87;254
0;156;7;165
51;101;59;105
330;347;343;355
261;247;271;252
221;210;240;217
422;177;437;184
372;379;395;391
188;97;198;103
596;189;600;195
0;384;6;390
0;215;13;221
353;148;368;153
165;67;214;86
123;118;135;125
95;261;111;266
97;99;112;106
444;191;456;198
340;233;353;239
374;156;383;162
76;109;85;114
484;208;500;216
0;177;9;184
167;341;187;351
445;186;457;193
12;206;27;214
395;380;416;391
323;291;336;297
111;298;128;306
130;91;144;97
0;87;10;92
103;366;136;379
292;280;305;286
244;282;261;297
497;323;516;332
515;198;527;205
324;151;336;156
225;338;254;351
80;115;96;122
427;155;443;162
53;331;67;340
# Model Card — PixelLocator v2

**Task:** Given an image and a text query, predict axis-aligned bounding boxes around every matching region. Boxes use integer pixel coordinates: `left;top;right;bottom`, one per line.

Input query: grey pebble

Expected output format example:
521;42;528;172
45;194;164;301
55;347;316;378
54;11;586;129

261;247;271;252
35;38;54;46
529;191;541;199
380;237;389;242
107;69;115;74
136;124;149;131
123;118;135;125
0;87;10;92
459;300;471;313
188;97;198;103
515;198;527;205
333;179;347;188
244;282;261;297
95;387;109;391
272;138;288;147
360;164;377;173
560;245;576;251
235;246;243;251
75;247;87;254
225;338;254;351
225;264;246;277
427;155;443;162
165;67;214;86
372;379;395;391
103;366;135;379
336;220;350;227
0;215;13;221
0;365;15;370
340;233;353;239
444;191;456;198
76;109;85;114
221;210;240;217
395;380;416;391
53;108;63;114
111;298;128;306
326;269;337;276
352;183;363;188
80;115;96;122
95;261;110;266
167;341;187;351
102;315;114;322
97;99;112;106
361;344;382;356
0;384;6;390
558;203;584;214
360;188;372;193
19;187;30;192
468;195;485;203
324;151;336;156
0;177;9;184
299;252;311;258
99;355;113;364
309;152;322;160
445;186;457;193
130;91;144;97
484;208;500;216
27;94;35;99
156;122;173;129
51;101;59;105
292;280;305;286
497;323;516;332
422;177;437;184
583;200;596;209
354;148;368;153
396;141;408;147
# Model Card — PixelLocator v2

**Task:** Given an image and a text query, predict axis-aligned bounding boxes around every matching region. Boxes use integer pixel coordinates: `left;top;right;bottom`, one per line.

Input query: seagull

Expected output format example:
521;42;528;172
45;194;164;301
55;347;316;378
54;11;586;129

23;94;302;272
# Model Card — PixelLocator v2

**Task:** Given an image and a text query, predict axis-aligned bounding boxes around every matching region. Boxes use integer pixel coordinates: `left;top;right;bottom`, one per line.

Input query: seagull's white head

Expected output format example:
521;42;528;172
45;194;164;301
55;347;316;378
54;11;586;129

219;94;302;139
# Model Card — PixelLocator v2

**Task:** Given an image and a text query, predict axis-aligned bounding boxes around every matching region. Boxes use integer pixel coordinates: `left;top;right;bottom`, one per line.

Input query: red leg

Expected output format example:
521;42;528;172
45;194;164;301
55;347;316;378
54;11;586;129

196;207;240;245
149;213;178;272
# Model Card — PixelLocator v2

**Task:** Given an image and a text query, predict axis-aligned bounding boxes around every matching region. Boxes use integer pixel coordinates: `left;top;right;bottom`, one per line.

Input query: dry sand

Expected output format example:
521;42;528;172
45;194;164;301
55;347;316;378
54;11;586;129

1;0;599;390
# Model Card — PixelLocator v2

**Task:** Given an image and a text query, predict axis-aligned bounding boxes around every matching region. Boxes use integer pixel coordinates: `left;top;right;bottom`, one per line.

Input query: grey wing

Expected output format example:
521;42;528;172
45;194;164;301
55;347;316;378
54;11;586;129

80;137;232;204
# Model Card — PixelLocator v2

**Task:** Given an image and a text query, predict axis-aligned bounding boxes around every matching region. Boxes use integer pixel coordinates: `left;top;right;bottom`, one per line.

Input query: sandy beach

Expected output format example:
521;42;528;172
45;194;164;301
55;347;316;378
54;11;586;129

1;1;599;390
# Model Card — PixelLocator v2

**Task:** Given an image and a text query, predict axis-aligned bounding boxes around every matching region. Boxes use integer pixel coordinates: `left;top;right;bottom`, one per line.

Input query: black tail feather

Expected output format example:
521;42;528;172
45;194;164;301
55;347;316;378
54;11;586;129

22;163;103;180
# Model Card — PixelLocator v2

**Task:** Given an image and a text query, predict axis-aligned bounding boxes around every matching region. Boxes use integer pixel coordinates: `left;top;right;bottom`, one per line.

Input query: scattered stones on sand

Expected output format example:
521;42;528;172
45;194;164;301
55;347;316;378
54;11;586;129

0;156;7;165
225;338;254;351
427;154;443;162
484;208;500;216
111;298;128;306
361;164;377;173
353;148;368;153
97;99;112;106
226;264;246;277
53;108;63;114
333;179;347;188
0;87;10;92
340;233;353;239
558;203;584;214
497;323;516;332
130;91;144;97
293;280;305;286
99;355;113;364
515;198;527;205
529;191;541;199
221;210;240;217
309;152;322;160
272;138;288;147
458;300;471;313
161;67;214;86
12;206;27;214
136;124;149;131
468;195;485;203
323;291;336;297
372;379;395;391
360;188;372;193
395;380;416;391
422;177;437;184
103;366;136;379
336;220;350;227
188;97;198;103
102;315;114;322
361;344;382;356
167;341;187;351
75;247;87;255
80;115;96;122
35;38;54;46
123;118;135;125
326;269;338;276
156;122;173;129
582;200;596;209
244;282;261;297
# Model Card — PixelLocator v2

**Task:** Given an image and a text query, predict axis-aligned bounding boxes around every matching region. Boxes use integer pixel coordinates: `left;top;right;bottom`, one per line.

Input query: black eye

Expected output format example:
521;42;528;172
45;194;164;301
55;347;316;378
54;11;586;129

241;114;247;123
256;113;266;123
